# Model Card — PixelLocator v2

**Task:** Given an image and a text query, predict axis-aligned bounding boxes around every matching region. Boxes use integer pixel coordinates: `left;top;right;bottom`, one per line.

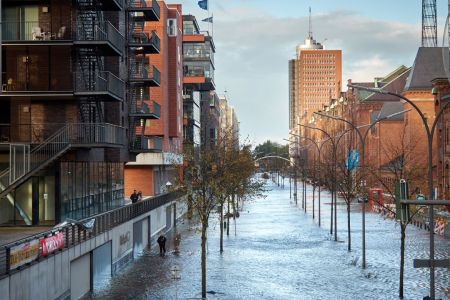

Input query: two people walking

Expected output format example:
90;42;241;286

130;189;142;204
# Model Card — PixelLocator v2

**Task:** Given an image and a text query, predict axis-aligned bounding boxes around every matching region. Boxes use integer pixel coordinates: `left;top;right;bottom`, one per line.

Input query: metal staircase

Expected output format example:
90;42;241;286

0;123;126;201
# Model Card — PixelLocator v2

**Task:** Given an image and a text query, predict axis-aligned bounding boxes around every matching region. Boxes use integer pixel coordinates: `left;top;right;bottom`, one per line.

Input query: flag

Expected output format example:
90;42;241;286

202;16;213;23
198;0;208;10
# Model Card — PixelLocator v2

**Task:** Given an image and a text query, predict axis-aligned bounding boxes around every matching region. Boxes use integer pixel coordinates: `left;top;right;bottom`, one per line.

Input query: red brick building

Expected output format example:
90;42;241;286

124;1;184;197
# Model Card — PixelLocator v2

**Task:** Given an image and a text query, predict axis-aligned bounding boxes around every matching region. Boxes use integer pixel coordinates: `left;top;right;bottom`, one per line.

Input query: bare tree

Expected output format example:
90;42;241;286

366;125;426;299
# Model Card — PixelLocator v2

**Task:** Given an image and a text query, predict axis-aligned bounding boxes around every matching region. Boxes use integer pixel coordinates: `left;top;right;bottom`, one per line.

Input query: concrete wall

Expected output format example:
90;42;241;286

0;201;178;300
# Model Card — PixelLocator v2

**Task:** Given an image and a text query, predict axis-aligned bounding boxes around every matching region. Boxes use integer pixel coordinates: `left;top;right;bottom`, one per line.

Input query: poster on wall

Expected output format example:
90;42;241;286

9;240;39;269
40;232;65;256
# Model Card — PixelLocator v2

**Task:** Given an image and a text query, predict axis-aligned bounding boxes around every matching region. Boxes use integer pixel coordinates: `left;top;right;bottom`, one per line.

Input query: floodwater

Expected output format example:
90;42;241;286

91;179;450;299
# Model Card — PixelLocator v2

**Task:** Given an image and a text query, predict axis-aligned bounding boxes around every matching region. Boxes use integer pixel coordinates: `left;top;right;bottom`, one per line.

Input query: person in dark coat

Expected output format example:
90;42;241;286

130;190;138;204
157;233;167;256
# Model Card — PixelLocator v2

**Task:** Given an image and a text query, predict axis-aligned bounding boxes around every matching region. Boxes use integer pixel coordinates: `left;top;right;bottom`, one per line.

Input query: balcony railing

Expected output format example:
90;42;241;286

130;65;161;86
0;123;125;198
183;66;213;79
132;136;163;152
129;0;160;21
2;21;70;41
131;101;161;119
0;190;183;278
75;21;124;55
129;30;160;53
74;71;125;101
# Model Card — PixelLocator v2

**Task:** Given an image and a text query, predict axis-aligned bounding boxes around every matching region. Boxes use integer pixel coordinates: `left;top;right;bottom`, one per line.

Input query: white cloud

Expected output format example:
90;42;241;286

208;9;421;145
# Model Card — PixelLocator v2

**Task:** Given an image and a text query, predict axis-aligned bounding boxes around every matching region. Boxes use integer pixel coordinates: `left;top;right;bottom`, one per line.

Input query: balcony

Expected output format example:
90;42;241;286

131;136;163;152
74;21;124;56
74;71;125;101
2;21;71;43
0;123;125;146
130;101;161;119
183;66;215;91
129;65;161;86
128;31;160;54
128;0;160;21
183;44;214;66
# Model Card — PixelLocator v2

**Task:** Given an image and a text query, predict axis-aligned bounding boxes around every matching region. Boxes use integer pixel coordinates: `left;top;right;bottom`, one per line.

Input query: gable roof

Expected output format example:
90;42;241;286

404;47;447;91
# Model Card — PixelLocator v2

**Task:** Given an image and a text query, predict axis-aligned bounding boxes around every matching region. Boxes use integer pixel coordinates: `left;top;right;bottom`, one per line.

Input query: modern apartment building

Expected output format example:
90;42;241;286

182;15;217;148
288;30;342;135
124;1;184;197
0;0;165;225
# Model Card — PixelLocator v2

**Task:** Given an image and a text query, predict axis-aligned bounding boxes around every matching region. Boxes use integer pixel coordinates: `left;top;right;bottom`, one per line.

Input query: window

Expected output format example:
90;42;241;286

168;19;177;37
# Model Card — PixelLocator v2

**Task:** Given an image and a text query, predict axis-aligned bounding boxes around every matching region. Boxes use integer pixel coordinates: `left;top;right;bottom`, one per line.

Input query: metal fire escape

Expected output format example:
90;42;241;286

0;0;126;223
127;0;162;152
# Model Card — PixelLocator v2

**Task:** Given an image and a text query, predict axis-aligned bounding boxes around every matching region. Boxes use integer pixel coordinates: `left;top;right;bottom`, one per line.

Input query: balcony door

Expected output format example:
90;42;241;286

2;6;38;40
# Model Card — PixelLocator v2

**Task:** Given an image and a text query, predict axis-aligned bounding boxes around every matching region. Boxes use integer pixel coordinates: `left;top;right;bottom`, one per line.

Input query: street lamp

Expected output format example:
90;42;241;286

315;108;411;269
348;83;450;298
298;124;352;242
286;135;322;225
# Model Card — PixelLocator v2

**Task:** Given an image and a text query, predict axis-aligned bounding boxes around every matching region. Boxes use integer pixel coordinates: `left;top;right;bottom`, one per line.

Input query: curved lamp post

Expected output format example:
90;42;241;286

315;109;411;269
349;84;450;298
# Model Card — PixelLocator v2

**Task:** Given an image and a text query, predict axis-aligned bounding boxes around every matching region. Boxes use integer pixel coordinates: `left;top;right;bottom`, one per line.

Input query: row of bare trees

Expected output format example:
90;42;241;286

177;131;265;298
295;124;428;298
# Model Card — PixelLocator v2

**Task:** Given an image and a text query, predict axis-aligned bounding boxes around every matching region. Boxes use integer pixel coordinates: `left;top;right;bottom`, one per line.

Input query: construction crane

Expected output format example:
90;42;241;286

422;0;438;47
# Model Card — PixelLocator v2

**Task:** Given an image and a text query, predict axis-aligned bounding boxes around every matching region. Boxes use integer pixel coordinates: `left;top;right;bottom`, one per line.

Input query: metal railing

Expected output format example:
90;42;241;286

130;65;161;85
133;136;163;151
75;21;124;52
132;101;161;118
0;189;183;278
183;66;214;79
1;21;70;41
129;0;160;18
0;123;125;189
130;30;160;51
74;71;125;100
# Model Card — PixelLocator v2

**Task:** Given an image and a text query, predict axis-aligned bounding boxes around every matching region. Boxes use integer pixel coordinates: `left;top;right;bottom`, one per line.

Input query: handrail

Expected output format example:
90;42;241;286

74;71;125;100
0;189;184;278
0;123;125;188
75;20;124;52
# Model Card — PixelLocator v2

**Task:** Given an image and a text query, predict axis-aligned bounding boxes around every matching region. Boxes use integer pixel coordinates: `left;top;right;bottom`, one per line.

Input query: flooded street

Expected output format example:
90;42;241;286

93;179;450;299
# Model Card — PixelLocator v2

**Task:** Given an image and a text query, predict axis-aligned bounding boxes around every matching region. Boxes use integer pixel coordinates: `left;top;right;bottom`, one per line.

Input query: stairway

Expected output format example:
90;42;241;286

0;123;125;201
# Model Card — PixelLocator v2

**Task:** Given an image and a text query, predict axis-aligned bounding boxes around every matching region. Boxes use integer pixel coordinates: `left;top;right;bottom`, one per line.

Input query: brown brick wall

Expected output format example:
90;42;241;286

124;165;154;197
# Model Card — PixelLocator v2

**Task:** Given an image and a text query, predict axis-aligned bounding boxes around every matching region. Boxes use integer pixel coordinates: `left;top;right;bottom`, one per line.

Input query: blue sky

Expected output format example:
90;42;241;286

167;0;449;146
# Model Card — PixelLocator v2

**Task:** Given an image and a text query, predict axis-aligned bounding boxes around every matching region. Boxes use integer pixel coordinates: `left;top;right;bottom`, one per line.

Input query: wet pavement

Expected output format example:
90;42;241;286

93;179;450;299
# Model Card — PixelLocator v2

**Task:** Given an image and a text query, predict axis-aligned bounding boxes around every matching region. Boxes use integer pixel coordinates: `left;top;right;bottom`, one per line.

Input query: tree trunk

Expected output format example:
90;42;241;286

219;203;224;253
232;194;237;236
399;225;406;299
201;221;207;299
347;202;351;251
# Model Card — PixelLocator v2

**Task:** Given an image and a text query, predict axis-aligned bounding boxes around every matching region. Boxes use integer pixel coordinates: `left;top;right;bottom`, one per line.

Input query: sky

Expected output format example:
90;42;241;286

166;0;449;146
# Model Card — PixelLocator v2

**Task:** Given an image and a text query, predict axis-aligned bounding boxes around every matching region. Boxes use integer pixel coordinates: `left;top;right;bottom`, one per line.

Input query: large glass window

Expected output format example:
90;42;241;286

183;61;214;79
2;46;72;92
60;162;124;220
183;43;214;64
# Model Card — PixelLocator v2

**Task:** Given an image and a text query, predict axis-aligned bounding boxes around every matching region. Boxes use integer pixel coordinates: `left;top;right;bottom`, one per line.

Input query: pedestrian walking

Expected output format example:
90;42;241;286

157;233;167;256
130;190;138;204
137;191;143;201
